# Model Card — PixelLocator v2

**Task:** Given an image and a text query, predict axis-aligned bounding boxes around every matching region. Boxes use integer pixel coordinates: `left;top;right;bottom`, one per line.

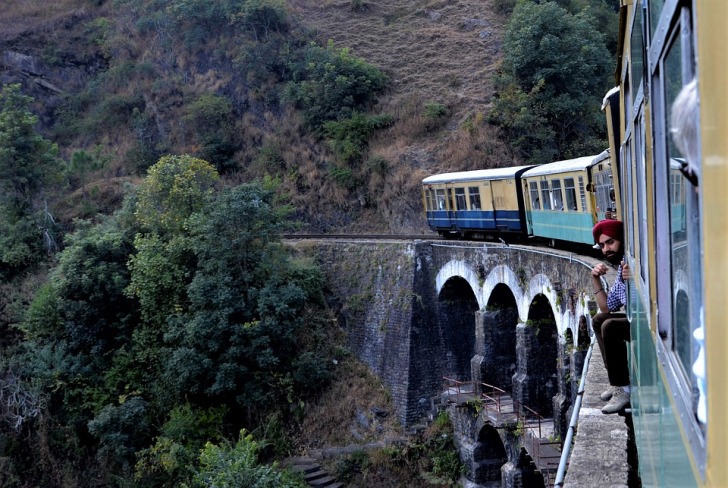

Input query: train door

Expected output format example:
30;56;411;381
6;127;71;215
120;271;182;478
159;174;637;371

446;185;456;230
523;180;534;231
482;180;495;230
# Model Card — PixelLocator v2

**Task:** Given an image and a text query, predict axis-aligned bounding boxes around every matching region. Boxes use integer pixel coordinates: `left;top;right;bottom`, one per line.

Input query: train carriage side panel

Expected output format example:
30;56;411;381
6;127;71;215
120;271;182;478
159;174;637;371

422;166;533;237
522;155;604;244
490;177;522;232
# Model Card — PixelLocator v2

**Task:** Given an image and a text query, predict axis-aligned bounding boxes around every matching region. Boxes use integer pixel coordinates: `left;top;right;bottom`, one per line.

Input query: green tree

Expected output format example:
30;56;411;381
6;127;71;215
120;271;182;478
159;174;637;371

185;430;306;488
489;1;611;163
285;40;389;132
182;94;239;172
27;217;138;355
162;182;330;419
0;84;61;277
127;155;218;328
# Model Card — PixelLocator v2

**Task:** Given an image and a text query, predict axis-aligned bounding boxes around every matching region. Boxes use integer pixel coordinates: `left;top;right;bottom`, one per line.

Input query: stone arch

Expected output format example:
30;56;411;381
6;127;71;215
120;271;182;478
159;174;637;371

435;259;484;310
513;293;559;417
525;273;562;333
483;264;526;319
473;284;519;393
472;425;508;485
514;448;546;488
438;275;479;380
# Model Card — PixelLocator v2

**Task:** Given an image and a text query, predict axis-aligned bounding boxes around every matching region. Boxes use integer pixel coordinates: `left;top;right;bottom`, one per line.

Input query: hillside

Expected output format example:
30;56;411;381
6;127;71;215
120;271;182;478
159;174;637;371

0;0;510;235
288;0;513;232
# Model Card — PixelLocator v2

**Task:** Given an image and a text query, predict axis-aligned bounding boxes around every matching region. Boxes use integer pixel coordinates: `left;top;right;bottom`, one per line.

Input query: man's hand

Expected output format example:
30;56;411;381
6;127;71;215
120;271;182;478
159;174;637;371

621;260;631;281
591;263;609;278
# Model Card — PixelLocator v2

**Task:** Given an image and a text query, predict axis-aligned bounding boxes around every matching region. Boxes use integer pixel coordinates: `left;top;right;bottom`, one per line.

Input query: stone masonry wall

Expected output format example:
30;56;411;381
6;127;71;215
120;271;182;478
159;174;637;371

287;239;605;427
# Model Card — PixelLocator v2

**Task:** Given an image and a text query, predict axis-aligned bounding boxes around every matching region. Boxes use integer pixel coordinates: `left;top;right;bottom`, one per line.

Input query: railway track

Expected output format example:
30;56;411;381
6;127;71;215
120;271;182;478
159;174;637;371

282;233;442;241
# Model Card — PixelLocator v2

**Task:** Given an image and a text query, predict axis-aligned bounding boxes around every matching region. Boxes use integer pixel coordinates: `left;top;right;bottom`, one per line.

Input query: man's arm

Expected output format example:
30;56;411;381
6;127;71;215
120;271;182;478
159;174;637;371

591;263;610;313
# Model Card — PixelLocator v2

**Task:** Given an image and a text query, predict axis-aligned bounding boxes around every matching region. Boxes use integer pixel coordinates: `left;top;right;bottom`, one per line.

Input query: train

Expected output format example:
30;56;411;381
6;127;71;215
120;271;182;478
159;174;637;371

423;0;728;486
421;150;616;246
610;1;727;486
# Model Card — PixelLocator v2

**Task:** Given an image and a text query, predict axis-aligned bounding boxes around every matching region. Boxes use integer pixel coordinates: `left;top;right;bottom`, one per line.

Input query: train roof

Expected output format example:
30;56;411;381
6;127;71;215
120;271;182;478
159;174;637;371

422;165;534;185
521;151;609;178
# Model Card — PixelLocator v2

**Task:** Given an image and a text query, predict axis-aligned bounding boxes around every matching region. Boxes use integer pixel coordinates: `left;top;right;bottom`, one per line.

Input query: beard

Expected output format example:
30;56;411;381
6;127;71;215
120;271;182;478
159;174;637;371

604;250;623;265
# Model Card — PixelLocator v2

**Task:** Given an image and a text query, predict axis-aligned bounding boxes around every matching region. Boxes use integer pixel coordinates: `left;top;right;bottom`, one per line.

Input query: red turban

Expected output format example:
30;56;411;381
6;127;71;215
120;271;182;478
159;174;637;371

592;219;624;243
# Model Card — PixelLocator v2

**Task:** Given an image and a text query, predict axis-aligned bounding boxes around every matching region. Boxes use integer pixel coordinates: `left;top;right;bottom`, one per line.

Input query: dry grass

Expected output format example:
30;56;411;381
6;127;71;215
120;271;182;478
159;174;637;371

0;0;95;41
295;356;402;451
0;0;511;233
285;0;512;233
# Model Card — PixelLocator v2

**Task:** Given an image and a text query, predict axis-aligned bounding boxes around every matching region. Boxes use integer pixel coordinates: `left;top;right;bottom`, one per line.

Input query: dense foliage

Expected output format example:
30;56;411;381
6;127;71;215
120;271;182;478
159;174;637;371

0;84;62;280
0;155;338;487
489;0;615;163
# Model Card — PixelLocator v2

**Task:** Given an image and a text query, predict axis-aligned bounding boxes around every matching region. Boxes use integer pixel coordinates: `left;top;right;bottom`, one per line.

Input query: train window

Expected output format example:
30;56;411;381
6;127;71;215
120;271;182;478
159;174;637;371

594;170;613;214
447;188;454;211
540;181;552;210
564;178;577;211
631;6;645;105
529;182;540;210
435;189;447;210
635;110;649;284
551;180;564;211
662;20;702;420
578;177;586;211
648;0;666;40
454;187;467;210
425;189;433;210
468;187;481;210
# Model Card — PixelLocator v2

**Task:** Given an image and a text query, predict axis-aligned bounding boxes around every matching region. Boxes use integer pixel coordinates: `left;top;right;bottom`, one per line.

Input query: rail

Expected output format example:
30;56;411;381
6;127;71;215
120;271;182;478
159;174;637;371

442;377;548;438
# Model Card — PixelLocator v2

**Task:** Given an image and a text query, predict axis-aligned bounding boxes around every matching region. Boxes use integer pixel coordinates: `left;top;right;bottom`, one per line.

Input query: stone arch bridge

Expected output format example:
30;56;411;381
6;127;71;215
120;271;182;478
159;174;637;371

293;239;604;436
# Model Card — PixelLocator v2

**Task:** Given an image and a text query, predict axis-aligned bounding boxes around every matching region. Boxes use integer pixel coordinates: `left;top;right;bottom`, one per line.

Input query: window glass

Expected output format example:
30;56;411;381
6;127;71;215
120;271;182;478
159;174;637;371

425;189;433;210
469;187;481;210
635;111;648;282
631;6;645;102
540;181;552;210
455;187;467;210
564;178;577;211
578;176;586;211
529;182;540;210
551;180;564;210
664;36;700;391
649;0;666;40
435;189;447;210
447;188;454;211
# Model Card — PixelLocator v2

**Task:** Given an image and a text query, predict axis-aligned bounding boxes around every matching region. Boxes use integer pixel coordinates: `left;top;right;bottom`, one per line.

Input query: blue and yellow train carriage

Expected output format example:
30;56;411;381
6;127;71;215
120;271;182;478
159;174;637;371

421;166;533;239
521;151;613;245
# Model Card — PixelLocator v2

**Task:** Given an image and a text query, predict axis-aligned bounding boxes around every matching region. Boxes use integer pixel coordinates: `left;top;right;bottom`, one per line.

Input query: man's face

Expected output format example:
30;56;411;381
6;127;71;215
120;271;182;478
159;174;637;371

598;234;623;264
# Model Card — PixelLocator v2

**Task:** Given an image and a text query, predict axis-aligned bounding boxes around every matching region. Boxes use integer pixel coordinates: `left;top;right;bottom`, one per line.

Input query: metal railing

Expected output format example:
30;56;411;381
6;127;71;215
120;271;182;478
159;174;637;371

441;377;548;438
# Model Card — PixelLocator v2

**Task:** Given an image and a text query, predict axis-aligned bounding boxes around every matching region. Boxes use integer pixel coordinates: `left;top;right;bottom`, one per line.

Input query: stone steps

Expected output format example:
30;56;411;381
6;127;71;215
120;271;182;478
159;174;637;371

283;456;344;488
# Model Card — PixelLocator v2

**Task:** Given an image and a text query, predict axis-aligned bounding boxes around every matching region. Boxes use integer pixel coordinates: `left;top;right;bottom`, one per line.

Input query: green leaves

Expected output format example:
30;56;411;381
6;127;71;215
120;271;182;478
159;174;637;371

134;155;219;235
490;1;612;163
0;84;62;277
186;430;307;488
285;40;388;132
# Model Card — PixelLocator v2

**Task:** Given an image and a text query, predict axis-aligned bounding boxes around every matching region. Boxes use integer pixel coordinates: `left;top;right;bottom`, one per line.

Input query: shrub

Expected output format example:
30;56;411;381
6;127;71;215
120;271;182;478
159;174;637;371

323;112;393;164
284;40;389;132
182;94;239;172
328;166;357;190
88;396;151;473
424;102;447;119
185;430;307;488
